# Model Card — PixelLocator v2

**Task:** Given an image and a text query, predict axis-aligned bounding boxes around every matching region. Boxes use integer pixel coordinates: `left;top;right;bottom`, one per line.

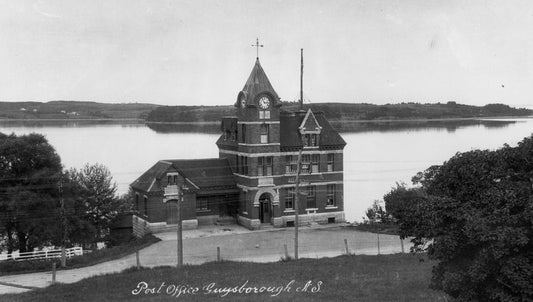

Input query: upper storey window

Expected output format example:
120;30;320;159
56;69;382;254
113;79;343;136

299;109;322;148
260;124;269;144
303;134;318;147
259;110;270;119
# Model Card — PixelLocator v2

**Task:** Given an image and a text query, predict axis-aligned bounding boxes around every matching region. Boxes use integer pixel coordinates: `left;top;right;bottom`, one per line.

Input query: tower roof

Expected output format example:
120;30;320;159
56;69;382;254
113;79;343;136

236;58;280;107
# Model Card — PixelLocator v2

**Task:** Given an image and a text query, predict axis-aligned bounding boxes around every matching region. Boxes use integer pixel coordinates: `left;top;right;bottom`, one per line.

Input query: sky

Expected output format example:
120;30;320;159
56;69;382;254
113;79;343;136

1;0;532;107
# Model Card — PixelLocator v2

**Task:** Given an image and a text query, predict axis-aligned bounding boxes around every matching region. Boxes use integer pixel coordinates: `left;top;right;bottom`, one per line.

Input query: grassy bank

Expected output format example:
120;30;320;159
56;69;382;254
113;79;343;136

0;235;160;276
1;254;447;302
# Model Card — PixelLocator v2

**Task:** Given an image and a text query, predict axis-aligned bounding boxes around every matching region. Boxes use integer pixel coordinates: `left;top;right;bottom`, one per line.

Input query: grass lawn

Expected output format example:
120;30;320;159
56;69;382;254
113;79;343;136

1;253;448;302
0;235;160;276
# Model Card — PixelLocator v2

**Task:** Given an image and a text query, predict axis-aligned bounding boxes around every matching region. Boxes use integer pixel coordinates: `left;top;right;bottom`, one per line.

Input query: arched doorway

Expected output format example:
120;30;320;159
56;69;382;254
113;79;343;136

258;193;272;223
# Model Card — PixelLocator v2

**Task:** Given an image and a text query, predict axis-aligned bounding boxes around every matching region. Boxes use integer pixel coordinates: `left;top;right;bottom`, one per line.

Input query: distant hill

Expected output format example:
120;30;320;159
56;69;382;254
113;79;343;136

0;101;159;120
145;102;533;123
1;100;531;122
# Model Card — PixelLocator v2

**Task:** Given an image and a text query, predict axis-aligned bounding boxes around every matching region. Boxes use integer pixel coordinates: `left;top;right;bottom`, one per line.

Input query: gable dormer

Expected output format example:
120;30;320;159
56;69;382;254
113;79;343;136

299;109;322;148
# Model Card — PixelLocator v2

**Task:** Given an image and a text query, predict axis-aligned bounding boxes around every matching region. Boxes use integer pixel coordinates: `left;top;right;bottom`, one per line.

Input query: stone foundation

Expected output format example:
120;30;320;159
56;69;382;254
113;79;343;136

237;215;261;230
278;211;345;227
132;215;198;237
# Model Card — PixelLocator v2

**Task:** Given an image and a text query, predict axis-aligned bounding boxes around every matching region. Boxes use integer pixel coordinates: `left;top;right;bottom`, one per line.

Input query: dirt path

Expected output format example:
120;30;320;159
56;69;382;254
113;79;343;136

0;224;409;295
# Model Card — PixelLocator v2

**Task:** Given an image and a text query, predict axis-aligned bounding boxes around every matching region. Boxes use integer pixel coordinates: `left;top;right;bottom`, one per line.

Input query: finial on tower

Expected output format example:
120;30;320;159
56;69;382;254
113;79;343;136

252;38;264;59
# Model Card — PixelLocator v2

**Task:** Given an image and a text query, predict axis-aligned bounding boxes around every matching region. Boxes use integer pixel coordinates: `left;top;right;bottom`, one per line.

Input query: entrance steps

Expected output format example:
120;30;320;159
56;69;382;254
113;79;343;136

259;223;275;230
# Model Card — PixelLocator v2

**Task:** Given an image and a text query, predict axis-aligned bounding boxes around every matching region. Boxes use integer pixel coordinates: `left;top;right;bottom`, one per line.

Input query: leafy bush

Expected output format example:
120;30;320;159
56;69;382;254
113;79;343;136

389;135;533;301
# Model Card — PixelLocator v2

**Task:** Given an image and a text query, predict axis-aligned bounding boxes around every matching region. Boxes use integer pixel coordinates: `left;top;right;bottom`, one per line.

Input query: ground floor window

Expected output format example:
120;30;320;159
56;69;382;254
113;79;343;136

327;184;336;206
285;187;295;209
306;186;316;208
196;197;209;211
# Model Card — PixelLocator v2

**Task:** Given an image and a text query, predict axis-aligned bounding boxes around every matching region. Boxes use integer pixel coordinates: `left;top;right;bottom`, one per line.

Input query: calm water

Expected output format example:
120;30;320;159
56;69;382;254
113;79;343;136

1;118;532;223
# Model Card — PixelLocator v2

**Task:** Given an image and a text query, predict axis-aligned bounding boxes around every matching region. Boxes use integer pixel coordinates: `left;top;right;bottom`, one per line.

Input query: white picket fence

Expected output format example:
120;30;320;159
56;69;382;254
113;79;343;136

0;247;83;262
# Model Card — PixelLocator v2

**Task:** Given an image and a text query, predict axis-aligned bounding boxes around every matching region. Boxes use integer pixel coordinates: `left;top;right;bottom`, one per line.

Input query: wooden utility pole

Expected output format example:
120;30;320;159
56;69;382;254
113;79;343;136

294;48;305;260
177;187;183;267
59;177;67;268
294;149;303;260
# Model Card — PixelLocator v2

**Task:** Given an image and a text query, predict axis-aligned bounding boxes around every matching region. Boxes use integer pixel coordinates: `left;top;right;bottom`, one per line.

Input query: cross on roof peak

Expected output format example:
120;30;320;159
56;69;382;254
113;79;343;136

251;38;264;59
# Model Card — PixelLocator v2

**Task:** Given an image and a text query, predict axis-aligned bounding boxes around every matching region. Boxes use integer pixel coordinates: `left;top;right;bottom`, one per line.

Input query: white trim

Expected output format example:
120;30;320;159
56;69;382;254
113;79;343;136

238;121;280;125
147;179;156;192
237;143;280;146
325;206;338;210
236;180;343;191
299;109;322;132
220;149;343;157
233;171;343;179
185;178;200;190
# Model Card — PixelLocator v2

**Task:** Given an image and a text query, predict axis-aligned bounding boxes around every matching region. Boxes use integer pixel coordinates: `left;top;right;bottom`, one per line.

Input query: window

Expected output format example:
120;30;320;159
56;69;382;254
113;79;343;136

135;194;139;211
260;124;269;143
224;130;231;141
327;153;334;172
238;156;248;175
303;134;318;147
242;156;248;175
327;184;336;206
285;187;295;210
144;196;148;215
306;186;316;208
231;131;237;141
301;154;311;174
173;175;177;184
311;154;320;173
259;110;270;119
196;197;209;211
241;124;246;143
257;156;273;176
285;155;298;174
167;175;171;184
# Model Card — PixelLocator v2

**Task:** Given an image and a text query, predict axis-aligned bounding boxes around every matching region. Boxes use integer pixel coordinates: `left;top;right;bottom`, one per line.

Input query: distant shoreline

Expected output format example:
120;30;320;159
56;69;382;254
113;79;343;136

1;116;532;124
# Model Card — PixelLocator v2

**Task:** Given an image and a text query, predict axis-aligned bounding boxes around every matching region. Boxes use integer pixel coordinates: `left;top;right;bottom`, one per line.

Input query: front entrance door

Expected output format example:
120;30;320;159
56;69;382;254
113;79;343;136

259;194;271;223
166;202;178;224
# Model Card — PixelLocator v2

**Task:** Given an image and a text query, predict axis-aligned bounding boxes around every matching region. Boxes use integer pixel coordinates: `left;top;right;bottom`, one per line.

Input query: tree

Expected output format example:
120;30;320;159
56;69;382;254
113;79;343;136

0;132;63;254
67;163;126;244
364;199;391;224
394;135;533;301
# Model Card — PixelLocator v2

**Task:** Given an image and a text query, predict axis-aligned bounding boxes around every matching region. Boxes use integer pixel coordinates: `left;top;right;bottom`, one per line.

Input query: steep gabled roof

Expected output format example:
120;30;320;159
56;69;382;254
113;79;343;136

130;158;237;193
280;110;346;150
130;161;172;192
236;58;280;107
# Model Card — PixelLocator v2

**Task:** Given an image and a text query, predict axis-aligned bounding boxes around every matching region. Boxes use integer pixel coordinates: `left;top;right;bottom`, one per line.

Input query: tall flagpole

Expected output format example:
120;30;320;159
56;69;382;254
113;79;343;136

300;49;304;110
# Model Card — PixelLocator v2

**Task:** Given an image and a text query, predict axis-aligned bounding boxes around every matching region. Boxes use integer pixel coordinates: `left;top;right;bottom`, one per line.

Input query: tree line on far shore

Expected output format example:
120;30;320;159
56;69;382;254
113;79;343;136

145;101;533;123
0;132;132;257
364;134;533;301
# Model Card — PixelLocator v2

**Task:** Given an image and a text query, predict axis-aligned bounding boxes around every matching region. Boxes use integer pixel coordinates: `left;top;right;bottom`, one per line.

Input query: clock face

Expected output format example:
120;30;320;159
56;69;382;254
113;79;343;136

240;96;246;108
258;96;270;109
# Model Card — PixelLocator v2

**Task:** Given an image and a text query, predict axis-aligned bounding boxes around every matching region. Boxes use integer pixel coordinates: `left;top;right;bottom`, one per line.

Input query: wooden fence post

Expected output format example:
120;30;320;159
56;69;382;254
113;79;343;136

61;247;66;268
217;246;221;262
52;262;56;284
377;233;381;255
344;238;349;255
